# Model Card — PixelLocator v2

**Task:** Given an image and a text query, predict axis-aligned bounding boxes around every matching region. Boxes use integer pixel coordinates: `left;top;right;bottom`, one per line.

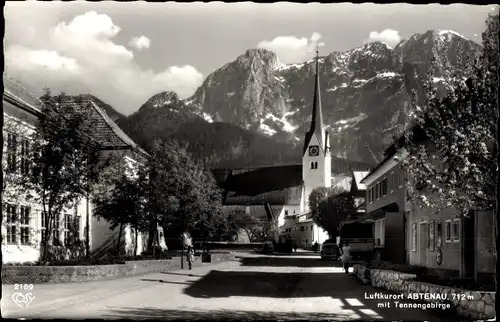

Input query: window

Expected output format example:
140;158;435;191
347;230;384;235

445;220;452;242
436;222;442;248
6;204;18;244
20;139;30;176
300;226;304;232
311;162;318;170
389;172;394;191
20;206;30;245
245;206;250;214
376;182;380;199
64;214;72;246
41;213;46;245
452;219;460;242
285;210;288;216
53;214;61;246
7;132;18;173
74;215;81;242
428;220;435;252
382;178;387;196
374;219;385;246
410;223;416;251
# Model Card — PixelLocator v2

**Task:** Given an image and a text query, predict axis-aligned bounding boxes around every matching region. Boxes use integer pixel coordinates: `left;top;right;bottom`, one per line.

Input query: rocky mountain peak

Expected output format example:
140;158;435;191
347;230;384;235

129;29;482;164
236;48;280;70
139;91;180;112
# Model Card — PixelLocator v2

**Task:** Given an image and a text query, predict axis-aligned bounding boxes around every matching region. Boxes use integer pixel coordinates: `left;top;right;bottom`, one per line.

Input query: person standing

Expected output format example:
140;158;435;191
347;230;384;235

186;245;195;270
340;241;352;274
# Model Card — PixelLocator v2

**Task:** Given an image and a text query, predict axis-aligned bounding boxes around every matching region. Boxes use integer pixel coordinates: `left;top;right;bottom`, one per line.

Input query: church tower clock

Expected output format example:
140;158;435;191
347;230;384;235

301;49;331;213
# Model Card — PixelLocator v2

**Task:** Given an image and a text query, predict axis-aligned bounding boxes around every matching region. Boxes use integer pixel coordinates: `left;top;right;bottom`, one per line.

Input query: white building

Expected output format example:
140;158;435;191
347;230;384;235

2;75;150;263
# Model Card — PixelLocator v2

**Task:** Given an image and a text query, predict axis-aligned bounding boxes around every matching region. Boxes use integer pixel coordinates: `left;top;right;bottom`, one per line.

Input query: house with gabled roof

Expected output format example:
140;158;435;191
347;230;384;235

214;52;372;248
2;75;149;263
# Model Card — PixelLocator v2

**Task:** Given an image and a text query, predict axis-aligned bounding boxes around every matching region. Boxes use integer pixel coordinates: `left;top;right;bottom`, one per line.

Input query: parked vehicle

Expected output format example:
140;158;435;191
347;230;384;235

340;220;374;260
320;242;340;260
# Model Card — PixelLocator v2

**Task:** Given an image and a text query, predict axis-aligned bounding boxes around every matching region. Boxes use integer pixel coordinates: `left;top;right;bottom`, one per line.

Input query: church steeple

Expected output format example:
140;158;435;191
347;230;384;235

303;48;325;155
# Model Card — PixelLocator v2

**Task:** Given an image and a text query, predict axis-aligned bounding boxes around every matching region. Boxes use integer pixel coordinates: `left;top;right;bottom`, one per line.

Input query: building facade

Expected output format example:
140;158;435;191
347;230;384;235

360;127;495;285
360;150;408;264
2;75;149;263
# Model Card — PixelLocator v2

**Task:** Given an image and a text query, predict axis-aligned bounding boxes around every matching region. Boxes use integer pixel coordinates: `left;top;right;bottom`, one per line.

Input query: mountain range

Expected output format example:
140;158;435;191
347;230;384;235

105;29;481;169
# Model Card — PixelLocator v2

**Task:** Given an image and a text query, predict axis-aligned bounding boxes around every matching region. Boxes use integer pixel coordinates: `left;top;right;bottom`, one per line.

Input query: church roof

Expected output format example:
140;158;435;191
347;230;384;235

303;51;326;156
213;165;303;205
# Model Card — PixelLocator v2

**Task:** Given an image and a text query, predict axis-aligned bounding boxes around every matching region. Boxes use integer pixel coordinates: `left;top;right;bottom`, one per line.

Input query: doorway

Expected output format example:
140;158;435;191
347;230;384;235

462;213;475;278
419;222;428;266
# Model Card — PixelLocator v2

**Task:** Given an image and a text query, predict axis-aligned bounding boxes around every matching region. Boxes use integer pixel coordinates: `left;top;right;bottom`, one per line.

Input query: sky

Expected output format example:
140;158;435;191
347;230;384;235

4;2;497;116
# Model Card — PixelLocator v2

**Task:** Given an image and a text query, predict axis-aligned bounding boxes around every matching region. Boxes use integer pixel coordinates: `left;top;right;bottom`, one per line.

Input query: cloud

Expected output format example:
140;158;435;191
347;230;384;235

257;32;325;64
4;11;203;115
365;29;402;48
129;35;151;50
7;45;82;73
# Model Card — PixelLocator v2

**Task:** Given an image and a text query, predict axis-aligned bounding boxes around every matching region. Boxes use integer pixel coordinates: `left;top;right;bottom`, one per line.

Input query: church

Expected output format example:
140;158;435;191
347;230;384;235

213;51;371;247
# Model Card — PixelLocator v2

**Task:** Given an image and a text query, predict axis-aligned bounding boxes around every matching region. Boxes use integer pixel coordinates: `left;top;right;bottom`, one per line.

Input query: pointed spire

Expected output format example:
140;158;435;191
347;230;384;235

303;47;325;155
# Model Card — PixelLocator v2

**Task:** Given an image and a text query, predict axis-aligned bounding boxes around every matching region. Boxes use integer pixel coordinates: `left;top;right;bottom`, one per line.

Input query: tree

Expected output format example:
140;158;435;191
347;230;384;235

309;187;356;238
402;12;498;215
92;170;147;256
308;187;334;218
12;90;103;264
142;140;226;250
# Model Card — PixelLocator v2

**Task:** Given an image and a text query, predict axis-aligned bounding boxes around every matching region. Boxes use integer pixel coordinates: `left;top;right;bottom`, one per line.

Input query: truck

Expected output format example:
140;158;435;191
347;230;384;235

339;219;374;261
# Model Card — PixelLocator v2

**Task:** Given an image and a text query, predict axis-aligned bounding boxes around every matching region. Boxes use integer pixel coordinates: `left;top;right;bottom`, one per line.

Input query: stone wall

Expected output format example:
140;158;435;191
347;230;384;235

2;252;236;284
353;263;371;284
367;268;496;320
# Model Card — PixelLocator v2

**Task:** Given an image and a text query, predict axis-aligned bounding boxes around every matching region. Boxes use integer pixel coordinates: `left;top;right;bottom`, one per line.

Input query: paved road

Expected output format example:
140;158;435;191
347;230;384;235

2;253;458;320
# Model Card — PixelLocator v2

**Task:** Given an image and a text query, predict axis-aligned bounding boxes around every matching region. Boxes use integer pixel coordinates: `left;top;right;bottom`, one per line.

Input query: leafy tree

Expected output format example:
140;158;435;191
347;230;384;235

142;140;226;250
92;168;147;256
309;187;356;238
402;12;498;215
11;90;103;264
308;187;333;218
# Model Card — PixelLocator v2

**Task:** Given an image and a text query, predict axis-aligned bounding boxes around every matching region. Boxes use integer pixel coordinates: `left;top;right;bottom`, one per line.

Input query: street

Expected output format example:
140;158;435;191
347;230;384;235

2;252;458;320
